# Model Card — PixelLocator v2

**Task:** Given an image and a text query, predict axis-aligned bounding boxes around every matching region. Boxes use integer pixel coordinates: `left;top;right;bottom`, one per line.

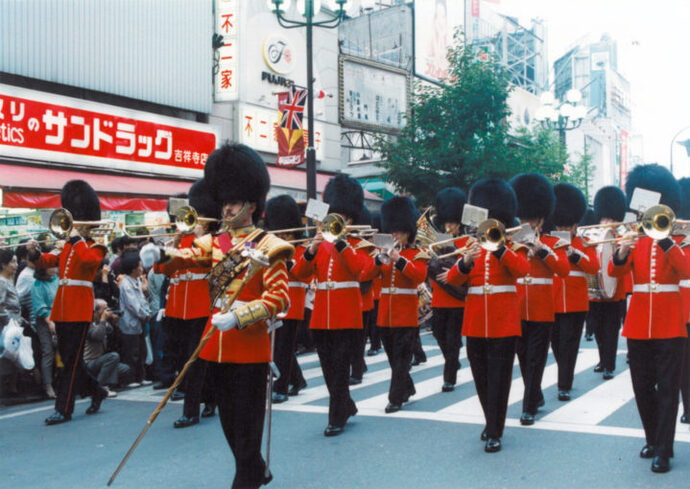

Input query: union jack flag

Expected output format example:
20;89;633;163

279;86;306;130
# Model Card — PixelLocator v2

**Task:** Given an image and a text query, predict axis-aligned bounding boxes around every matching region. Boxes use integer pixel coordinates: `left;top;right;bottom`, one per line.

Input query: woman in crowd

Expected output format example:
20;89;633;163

0;249;22;395
31;265;59;399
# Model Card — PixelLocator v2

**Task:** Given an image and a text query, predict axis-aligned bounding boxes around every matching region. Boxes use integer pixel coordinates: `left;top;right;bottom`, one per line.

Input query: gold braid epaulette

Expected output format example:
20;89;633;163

259;232;295;263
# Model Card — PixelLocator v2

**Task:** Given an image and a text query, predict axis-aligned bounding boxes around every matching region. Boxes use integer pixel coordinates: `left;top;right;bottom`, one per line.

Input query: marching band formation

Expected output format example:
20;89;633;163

23;142;690;487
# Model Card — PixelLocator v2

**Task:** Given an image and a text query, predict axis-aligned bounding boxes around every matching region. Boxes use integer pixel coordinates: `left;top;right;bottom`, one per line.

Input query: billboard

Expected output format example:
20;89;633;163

413;0;464;83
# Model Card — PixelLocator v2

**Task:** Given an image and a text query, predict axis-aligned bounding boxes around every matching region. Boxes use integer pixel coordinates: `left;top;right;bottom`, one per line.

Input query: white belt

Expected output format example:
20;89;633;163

172;272;207;284
380;287;417;295
633;284;679;293
58;278;93;288
568;271;587;278
214;298;247;311
316;281;359;290
517;277;553;285
680;280;690;288
467;285;517;295
288;281;309;289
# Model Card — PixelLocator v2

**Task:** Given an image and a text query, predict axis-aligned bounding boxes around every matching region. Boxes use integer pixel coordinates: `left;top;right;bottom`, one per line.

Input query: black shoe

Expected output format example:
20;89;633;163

45;411;72;425
682;413;689;424
272;393;288;404
537;394;545;408
520;413;535;426
201;404;216;418
442;382;455;393
603;370;614;380
558;390;570;401
153;381;171;390
480;428;488;441
410;359;420;367
288;379;307;396
348;404;358;419
86;387;108;415
367;348;380;357
349;377;362;385
640;444;654;459
173;415;199;428
593;364;603;373
385;403;402;413
485;438;501;453
585;333;593;341
171;389;185;401
324;424;343;437
651;455;670;473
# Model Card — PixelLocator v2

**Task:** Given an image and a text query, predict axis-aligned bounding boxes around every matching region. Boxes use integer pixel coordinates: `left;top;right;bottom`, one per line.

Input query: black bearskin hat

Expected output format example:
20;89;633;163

510;173;555;220
552;183;587;227
355;205;372;226
593;186;626;222
678;177;690;220
381;196;418;241
61;180;101;222
468;178;517;227
204;143;270;222
189;179;220;220
120;248;141;275
264;194;302;231
625;163;681;213
371;211;381;232
322;174;363;221
434;187;466;226
580;207;597;226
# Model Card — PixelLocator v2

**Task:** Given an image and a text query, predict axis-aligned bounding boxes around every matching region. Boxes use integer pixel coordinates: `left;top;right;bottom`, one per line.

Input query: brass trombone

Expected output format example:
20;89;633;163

271;213;374;243
430;220;526;259
48;208;116;239
116;205;219;239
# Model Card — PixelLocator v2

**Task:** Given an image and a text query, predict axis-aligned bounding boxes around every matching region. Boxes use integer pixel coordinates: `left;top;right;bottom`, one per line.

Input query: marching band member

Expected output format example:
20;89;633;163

445;178;529;453
141;143;292;488
589;186;628;380
292;174;371;437
154;178;217;428
677;177;690;424
367;212;383;357
510;173;569;426
610;164;690;474
264;194;309;403
28;180;109;425
371;196;428;413
429;188;468;393
550;183;599;401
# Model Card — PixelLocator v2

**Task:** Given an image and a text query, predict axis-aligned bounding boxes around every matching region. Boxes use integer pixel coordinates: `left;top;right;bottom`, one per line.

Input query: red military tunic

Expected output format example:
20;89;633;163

285;245;309;321
35;238;106;323
154;234;210;319
516;234;570;322
374;247;428;328
166;226;290;363
446;245;530;338
430;236;469;308
674;236;690;324
355;241;377;312
553;235;600;313
609;236;690;339
292;237;371;330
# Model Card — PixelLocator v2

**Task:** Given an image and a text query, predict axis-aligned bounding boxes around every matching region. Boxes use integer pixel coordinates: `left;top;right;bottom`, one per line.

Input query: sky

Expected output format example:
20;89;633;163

488;0;690;177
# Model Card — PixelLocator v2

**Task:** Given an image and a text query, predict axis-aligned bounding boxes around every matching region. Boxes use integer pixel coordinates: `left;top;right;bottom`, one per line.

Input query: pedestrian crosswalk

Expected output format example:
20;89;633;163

112;331;690;443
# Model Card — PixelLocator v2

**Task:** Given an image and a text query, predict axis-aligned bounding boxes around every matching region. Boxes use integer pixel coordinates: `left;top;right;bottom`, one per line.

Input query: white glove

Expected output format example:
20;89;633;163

140;243;161;268
155;309;165;322
212;311;239;332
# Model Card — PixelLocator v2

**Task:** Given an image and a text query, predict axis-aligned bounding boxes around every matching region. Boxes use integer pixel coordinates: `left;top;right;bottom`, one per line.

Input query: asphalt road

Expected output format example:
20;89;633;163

3;331;690;489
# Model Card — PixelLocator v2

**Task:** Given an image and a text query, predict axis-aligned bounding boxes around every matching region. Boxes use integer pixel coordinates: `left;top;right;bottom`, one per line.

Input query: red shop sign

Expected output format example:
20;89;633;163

0;84;218;177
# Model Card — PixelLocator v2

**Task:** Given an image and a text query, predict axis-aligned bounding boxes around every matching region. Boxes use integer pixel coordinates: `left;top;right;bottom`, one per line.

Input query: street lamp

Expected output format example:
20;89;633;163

268;0;350;200
535;89;588;145
669;125;690;176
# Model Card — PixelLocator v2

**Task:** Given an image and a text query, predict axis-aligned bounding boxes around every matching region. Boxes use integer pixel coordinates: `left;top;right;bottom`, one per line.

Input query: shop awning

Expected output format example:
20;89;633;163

0;163;194;211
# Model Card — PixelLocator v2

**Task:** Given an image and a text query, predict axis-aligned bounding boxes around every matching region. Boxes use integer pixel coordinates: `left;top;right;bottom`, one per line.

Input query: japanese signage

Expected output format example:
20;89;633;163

0;84;217;178
339;56;409;134
239;103;324;161
215;0;240;101
413;0;464;83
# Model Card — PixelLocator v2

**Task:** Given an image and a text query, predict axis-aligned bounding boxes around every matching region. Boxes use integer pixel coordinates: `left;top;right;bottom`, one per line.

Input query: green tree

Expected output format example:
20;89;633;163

561;150;595;203
376;37;568;205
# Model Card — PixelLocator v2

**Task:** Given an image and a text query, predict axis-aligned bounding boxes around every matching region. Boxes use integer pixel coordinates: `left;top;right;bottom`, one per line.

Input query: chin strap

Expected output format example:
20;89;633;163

221;202;252;232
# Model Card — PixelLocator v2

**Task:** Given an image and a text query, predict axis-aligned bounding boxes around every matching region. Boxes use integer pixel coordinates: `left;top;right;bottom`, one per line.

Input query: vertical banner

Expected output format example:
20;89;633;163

275;86;306;167
214;0;239;101
471;0;480;17
619;129;629;185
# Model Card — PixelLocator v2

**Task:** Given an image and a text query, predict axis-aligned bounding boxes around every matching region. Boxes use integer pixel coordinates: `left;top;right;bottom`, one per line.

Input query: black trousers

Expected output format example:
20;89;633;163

211;362;270;489
412;326;426;363
180;318;207;418
159;316;208;387
312;329;358;427
273;319;304;395
431;307;464;385
54;322;101;416
380;327;416;405
517;320;552;414
296;309;314;351
552;312;587;391
366;300;381;351
350;311;370;380
628;338;685;459
467;336;517;439
589;301;623;371
119;332;146;383
681;324;690;415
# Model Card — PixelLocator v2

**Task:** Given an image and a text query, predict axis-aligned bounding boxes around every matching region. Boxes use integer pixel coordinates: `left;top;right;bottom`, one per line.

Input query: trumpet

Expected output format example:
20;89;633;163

48;208;116;239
